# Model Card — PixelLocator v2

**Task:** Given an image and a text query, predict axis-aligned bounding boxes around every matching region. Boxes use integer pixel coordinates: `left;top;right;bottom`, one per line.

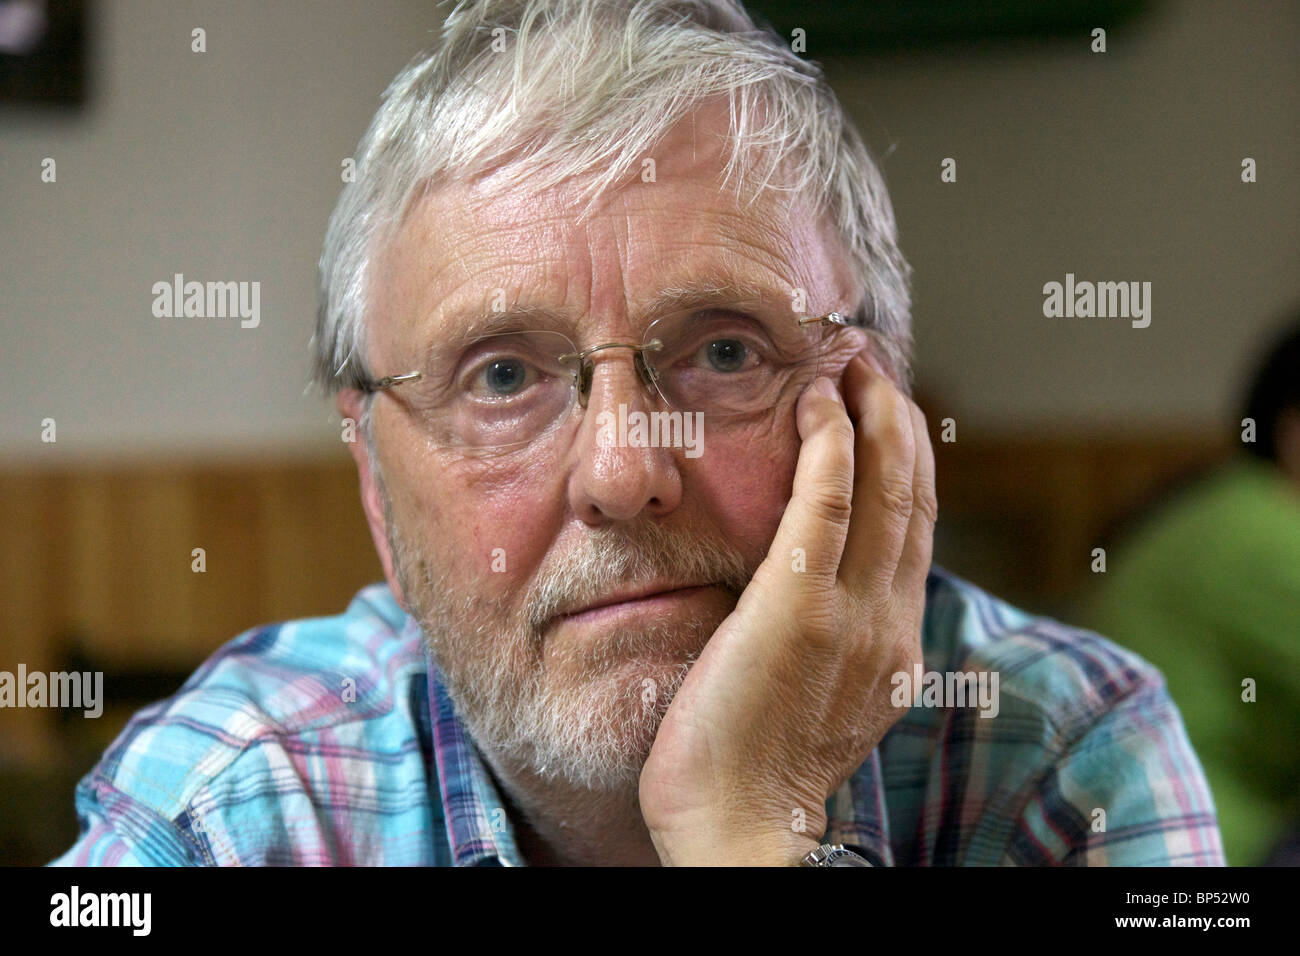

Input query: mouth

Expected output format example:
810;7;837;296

553;582;720;627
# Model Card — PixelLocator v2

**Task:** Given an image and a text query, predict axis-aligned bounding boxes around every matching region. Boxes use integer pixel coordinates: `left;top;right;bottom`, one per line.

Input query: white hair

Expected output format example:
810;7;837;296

312;0;913;412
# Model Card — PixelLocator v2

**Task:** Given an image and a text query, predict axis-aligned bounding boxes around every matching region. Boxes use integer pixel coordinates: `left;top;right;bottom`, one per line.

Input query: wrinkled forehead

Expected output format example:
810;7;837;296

367;105;854;358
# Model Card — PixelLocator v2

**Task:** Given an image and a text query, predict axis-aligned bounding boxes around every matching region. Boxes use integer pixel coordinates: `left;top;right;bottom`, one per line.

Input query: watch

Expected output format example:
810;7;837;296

800;843;873;867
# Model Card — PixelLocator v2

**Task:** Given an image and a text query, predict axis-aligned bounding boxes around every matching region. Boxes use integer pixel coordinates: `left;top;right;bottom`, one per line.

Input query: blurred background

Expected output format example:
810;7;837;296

1;0;1296;865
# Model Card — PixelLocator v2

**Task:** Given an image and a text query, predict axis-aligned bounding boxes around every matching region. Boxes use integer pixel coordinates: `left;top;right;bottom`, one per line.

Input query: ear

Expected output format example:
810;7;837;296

337;388;409;612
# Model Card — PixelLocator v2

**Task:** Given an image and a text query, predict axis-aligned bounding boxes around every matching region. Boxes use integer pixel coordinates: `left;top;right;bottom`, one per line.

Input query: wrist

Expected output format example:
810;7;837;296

651;825;822;867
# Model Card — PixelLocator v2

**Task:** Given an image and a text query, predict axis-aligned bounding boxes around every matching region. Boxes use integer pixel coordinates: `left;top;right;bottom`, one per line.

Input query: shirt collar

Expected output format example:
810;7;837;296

415;619;525;867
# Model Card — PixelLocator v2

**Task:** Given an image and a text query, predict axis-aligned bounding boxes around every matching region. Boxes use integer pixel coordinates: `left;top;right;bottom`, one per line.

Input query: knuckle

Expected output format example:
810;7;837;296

826;416;856;449
798;592;844;637
887;633;922;680
914;480;939;527
792;594;848;655
806;448;855;527
877;470;914;522
876;394;916;454
810;479;854;527
906;395;930;427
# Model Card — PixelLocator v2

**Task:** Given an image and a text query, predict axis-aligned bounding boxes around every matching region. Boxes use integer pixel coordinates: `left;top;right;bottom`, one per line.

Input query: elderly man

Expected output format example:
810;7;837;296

52;0;1222;867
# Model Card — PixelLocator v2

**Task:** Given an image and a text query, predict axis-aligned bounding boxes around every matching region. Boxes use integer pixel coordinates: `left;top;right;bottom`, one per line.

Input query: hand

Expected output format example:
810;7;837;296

639;351;937;866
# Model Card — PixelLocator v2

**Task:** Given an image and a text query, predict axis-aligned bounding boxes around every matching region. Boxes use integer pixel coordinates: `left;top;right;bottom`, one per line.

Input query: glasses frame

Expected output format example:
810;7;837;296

355;309;861;452
359;310;856;403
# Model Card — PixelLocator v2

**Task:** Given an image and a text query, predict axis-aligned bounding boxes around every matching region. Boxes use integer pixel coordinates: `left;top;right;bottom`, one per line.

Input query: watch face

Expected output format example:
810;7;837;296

804;843;874;866
825;845;873;866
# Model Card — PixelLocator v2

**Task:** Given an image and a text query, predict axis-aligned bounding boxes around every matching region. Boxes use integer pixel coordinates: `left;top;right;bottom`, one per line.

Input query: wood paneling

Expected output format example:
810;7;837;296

931;429;1233;610
0;454;383;767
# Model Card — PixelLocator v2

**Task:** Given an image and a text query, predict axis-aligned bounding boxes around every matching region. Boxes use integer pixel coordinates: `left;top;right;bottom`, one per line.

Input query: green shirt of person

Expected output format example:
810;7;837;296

1083;451;1300;865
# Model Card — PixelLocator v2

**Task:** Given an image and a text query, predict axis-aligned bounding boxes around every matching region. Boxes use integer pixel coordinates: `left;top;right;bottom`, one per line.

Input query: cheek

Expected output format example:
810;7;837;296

691;415;801;563
403;453;563;591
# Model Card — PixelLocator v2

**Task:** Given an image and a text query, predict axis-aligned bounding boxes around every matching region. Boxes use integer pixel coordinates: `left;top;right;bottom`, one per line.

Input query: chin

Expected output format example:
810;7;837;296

517;653;696;792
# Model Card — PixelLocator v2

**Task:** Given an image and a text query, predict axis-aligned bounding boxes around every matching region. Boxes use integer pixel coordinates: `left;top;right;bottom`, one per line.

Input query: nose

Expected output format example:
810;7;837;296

565;347;683;525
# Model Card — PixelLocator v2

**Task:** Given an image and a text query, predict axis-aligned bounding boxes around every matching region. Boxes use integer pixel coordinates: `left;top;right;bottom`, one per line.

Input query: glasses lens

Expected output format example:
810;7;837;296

641;307;841;419
399;312;868;451
411;329;577;450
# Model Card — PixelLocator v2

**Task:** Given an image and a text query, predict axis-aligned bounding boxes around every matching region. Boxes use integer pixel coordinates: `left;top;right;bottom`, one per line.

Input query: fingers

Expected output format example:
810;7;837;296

838;352;917;600
762;376;856;593
759;350;937;624
896;397;937;594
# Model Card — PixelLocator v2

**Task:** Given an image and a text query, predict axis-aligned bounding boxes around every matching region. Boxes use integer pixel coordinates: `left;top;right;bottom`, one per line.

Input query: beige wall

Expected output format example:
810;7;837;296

2;0;1296;464
824;0;1299;433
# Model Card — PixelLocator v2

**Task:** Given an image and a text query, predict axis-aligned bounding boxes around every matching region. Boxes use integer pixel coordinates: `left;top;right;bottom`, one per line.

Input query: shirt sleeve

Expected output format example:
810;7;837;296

1006;676;1226;866
46;775;209;867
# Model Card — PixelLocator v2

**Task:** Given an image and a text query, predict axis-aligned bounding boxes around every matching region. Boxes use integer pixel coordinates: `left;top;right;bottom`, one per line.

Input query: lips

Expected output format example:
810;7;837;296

556;582;715;620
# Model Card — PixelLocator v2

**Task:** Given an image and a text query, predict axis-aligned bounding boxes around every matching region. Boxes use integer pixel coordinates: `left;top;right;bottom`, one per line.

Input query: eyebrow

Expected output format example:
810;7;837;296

423;278;792;355
642;279;782;316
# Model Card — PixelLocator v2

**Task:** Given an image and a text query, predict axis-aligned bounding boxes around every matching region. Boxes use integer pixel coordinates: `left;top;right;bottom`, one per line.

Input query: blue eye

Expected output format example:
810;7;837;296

465;355;542;398
484;358;528;395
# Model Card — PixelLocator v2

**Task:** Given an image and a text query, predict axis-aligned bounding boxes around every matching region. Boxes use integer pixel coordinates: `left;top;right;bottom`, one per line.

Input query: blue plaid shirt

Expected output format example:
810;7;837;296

49;565;1225;866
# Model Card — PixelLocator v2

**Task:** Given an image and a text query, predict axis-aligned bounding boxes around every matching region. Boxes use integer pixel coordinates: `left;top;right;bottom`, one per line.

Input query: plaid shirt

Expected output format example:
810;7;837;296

49;565;1225;866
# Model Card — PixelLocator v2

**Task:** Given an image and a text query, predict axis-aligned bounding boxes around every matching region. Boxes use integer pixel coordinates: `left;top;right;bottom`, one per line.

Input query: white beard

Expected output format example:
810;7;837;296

385;498;754;793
